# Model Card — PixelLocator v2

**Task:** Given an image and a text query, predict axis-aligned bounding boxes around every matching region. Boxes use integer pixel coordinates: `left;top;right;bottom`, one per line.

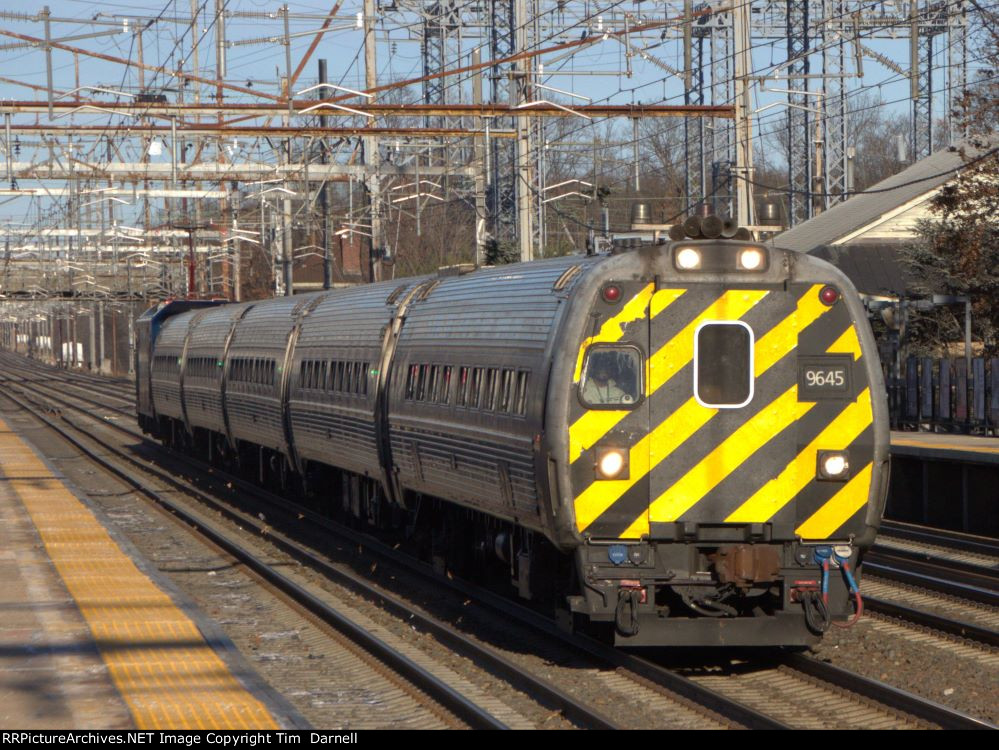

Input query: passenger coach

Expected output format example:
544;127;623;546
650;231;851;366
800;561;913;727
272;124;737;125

138;231;889;647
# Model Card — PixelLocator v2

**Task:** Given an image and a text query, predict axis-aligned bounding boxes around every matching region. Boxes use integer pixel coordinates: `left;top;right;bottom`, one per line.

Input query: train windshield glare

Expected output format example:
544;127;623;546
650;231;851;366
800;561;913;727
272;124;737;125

580;347;642;407
695;322;754;408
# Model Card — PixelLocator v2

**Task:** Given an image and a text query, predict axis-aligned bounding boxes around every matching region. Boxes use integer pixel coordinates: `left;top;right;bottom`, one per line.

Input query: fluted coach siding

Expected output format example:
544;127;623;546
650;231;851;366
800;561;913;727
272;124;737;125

151;310;195;420
389;257;594;527
184;303;253;434
225;294;319;452
147;256;597;531
289;278;427;475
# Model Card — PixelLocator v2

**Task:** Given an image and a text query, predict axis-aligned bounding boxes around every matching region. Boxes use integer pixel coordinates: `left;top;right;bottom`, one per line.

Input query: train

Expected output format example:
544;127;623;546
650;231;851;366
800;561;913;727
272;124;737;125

136;219;889;647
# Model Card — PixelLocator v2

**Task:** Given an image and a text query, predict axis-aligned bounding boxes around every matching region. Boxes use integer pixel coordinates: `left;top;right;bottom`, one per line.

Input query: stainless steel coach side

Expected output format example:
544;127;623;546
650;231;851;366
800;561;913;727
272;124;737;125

182;302;254;435
288;278;427;477
225;294;321;453
150;310;197;422
387;257;601;535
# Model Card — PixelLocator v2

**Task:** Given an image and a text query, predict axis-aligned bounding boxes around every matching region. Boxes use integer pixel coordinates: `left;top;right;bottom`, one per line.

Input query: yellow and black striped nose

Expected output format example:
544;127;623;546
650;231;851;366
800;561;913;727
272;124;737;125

569;282;875;543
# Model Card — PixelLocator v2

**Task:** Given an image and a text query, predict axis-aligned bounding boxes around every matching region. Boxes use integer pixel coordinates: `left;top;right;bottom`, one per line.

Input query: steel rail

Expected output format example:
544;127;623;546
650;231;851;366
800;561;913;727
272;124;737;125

0;385;518;731
783;654;995;730
862;595;999;647
879;520;999;557
864;556;999;606
0;382;626;730
0;359;779;730
3;356;995;730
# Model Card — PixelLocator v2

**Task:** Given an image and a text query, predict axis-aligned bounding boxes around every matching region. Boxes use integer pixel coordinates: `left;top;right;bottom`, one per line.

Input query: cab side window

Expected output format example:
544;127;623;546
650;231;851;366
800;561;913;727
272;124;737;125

579;346;643;408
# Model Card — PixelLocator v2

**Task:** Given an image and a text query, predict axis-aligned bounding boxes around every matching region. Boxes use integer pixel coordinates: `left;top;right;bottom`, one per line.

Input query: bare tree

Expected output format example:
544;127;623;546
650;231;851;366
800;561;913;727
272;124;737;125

901;3;999;356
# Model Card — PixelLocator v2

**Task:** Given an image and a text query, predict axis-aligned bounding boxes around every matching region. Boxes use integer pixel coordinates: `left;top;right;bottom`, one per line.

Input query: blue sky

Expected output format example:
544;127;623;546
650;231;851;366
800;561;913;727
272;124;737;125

0;1;985;230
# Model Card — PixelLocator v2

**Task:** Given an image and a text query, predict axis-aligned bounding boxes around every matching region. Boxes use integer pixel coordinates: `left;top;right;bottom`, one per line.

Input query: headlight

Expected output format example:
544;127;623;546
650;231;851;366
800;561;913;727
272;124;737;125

817;450;850;480
675;247;701;270
595;447;628;480
738;248;764;270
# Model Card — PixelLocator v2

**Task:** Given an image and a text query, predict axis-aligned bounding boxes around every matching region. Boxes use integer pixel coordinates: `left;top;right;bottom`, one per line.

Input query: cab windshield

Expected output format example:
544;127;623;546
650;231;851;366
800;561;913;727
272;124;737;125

579;346;642;408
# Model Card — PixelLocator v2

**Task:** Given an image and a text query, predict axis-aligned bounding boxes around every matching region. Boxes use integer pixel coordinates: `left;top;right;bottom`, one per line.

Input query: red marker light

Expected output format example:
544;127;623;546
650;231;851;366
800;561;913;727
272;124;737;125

819;285;839;305
602;284;622;303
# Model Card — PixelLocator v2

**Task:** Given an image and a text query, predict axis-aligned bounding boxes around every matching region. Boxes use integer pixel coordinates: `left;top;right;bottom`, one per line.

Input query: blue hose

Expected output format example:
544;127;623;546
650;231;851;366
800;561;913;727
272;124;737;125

814;547;832;604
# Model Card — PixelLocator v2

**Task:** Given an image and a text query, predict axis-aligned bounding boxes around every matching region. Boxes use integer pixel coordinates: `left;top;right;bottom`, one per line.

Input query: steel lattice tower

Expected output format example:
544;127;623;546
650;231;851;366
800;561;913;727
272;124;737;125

822;0;849;205
684;2;710;211
488;0;518;247
422;2;449;116
786;0;812;226
911;1;949;161
947;0;969;146
710;7;736;216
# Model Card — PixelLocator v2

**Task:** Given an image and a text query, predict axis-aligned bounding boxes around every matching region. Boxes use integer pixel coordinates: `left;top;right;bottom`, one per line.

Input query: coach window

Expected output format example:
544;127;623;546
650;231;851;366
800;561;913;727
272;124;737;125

499;369;515;413
438;366;452;404
456;367;469;406
469;367;484;408
515;371;530;416
426;365;440;402
405;364;417;399
482;368;498;411
335;361;345;392
694;321;754;408
344;361;355;393
417;364;430;400
579;346;642;408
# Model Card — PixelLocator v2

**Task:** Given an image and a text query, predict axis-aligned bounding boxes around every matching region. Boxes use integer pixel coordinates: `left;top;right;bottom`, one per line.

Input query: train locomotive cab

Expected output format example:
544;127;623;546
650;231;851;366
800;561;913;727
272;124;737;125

548;235;890;647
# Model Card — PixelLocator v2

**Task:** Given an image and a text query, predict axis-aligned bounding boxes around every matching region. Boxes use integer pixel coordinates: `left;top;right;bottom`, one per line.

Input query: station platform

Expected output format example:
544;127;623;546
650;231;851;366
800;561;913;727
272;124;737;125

891;431;999;465
0;416;290;729
887;431;999;537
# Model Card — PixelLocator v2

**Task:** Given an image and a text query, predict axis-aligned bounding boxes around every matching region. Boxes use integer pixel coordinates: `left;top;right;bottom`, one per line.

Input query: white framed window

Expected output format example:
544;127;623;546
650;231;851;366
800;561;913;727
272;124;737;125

693;320;754;408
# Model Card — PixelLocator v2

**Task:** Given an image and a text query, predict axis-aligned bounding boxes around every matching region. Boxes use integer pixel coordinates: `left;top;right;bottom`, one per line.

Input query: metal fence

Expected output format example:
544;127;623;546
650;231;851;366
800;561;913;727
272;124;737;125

0;300;148;379
889;355;999;435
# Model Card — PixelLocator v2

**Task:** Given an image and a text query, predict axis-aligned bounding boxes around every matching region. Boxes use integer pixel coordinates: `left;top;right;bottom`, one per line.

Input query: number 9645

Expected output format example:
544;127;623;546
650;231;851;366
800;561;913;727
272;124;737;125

805;369;845;387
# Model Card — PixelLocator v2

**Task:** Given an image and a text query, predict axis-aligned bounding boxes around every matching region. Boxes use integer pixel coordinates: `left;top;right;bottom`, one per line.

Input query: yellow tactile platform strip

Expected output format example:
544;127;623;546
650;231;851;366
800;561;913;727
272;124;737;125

891;432;999;457
0;419;280;730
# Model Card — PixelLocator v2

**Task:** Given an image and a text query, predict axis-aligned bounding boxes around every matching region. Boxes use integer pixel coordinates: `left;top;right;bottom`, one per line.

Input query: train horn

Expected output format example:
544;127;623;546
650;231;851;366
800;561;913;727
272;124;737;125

701;215;724;239
668;224;686;241
720;217;739;238
682;215;703;239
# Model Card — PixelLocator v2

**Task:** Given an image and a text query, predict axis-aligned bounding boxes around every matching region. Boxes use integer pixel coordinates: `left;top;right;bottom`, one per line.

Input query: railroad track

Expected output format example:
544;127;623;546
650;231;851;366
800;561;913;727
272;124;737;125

866;525;998;632
861;523;999;647
0;387;531;729
0;353;994;729
0;365;746;729
881;520;999;557
866;548;998;604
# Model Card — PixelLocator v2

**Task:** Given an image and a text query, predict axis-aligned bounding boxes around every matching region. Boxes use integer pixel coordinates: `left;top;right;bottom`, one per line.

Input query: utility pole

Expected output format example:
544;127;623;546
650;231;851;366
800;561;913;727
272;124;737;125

363;0;382;282
190;0;206;295
282;4;294;295
733;0;754;229
215;0;230;299
43;6;53;121
514;0;533;262
231;205;242;302
472;48;487;267
318;58;332;289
